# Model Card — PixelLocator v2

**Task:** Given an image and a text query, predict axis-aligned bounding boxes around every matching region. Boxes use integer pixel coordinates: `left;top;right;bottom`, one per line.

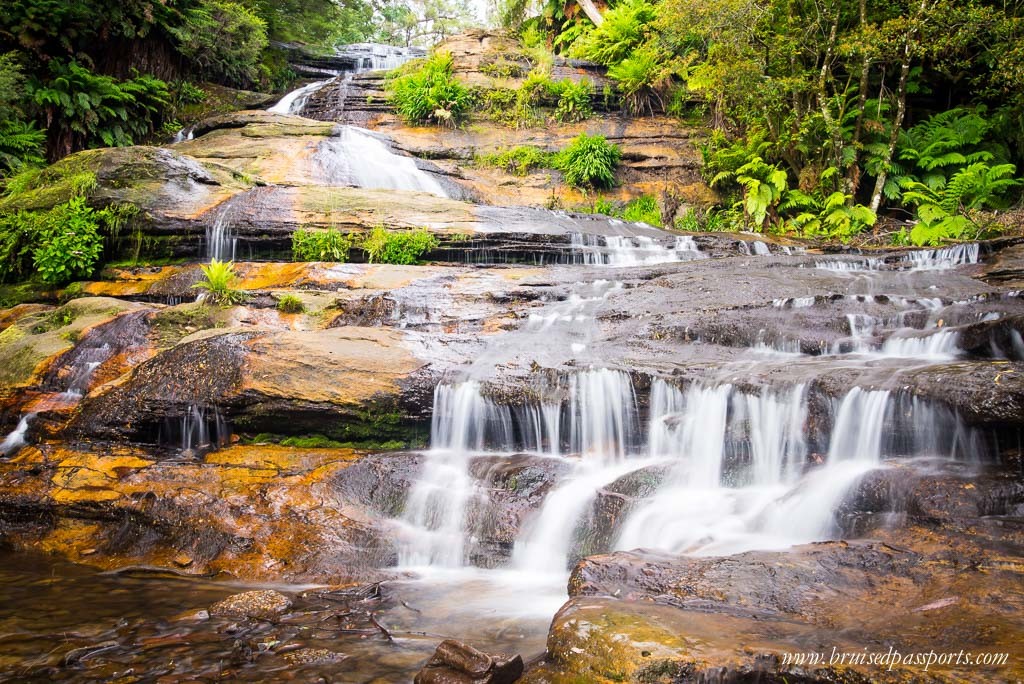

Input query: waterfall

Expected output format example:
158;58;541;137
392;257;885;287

877;330;960;360
898;243;979;270
314;126;448;197
399;383;490;567
399;369;639;567
268;79;332;115
816;244;981;273
570;233;703;266
826;388;891;463
206;202;237;261
0;414;34;456
158;405;228;456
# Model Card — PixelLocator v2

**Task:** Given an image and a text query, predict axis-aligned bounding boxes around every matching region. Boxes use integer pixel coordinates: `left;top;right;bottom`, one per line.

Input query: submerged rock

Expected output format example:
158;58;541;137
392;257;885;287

415;639;524;684
210;589;293;620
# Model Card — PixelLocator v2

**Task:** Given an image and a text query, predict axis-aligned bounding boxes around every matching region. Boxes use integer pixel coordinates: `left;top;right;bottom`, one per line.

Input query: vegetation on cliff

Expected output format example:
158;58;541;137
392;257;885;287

486;0;1024;244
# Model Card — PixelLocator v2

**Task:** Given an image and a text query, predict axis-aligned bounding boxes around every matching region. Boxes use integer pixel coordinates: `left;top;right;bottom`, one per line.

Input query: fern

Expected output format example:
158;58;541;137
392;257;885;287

0;120;45;174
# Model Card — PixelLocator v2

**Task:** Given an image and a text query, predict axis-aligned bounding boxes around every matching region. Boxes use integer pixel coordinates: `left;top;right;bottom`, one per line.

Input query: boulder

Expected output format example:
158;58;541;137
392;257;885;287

415;639;524;684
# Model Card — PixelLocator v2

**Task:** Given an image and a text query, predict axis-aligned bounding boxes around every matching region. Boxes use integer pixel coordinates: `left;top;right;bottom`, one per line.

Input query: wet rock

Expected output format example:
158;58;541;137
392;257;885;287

415;639;524;684
837;460;1024;535
210;590;293;620
70;326;432;449
543;528;1024;682
467;455;572;565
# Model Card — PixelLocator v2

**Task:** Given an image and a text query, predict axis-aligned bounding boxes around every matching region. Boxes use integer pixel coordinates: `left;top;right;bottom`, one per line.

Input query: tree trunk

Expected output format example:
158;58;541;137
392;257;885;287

576;0;604;26
846;0;872;195
868;0;931;214
868;50;911;214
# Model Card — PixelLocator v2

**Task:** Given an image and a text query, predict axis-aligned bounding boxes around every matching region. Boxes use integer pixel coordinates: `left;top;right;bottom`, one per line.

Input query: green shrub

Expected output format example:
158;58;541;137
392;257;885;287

569;0;658;66
590;197;619;216
361;227;438;265
192;258;246;305
622;195;662;226
607;44;675;116
387;52;473;127
171;0;269;87
480;54;529;79
0;195;114;285
556;134;622;189
554;79;593;123
900;162;1019;245
292;227;351;261
675;207;729;232
31;196;104;284
276;293;305;313
478;146;556;176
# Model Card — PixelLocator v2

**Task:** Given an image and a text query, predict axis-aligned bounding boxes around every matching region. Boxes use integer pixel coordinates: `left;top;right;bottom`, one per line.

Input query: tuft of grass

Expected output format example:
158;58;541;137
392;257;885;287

275;293;305;314
192;259;247;305
477;146;556;176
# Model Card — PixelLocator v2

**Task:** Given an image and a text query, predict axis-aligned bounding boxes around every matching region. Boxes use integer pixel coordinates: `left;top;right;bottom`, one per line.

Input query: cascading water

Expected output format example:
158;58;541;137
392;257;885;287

570;232;703;266
0;414;34;456
314;126;448;197
268;79;331;115
206;201;237;261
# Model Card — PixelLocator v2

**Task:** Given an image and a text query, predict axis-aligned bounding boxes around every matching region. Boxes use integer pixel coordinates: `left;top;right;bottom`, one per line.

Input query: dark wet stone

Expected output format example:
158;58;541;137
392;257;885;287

414;639;524;684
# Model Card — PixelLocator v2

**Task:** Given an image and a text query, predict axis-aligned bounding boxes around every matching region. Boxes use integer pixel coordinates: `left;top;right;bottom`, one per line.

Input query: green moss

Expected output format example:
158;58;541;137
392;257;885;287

0;152;102;212
243;432;408;451
151;303;218;347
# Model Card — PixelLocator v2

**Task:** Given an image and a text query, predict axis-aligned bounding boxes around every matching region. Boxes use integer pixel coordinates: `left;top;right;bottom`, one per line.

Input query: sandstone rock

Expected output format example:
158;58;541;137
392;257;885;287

210;590;293;620
415;639;524;684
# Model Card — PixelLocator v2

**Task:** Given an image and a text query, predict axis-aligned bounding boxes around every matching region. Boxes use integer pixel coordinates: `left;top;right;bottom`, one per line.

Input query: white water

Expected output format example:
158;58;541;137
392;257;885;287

399;383;489;567
268;79;331;115
206;201;237;261
314;126;448;197
0;414;34;456
571;233;703;266
816;243;980;273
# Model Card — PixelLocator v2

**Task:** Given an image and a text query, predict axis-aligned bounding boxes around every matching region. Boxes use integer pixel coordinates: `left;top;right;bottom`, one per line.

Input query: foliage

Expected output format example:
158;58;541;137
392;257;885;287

622;195;662;226
0;120;46;175
556;134;622;189
171;1;268;88
900;162;1019;245
569;0;658;66
192;258;247;305
30;196;105;284
29;61;169;159
675;208;728;232
292;227;351;261
712;156;787;231
275;293;305;313
607;43;680;116
0;53;44;174
478;146;556;176
553;79;593;123
387;52;473;127
0;195;112;284
361;227;438;265
784;191;877;242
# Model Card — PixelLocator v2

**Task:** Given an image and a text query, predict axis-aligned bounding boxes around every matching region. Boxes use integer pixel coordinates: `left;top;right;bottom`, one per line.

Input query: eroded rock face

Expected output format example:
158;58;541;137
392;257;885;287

0;444;397;582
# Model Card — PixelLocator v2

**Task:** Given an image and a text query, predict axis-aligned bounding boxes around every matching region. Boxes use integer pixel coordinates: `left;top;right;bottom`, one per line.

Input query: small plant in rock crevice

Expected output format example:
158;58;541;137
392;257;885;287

193;258;246;305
